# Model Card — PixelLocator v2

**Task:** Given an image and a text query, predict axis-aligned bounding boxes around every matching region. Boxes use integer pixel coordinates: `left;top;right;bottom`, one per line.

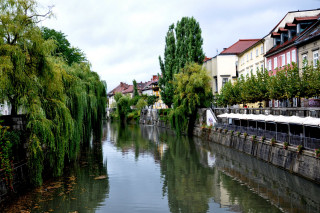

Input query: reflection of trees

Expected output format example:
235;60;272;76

111;122;162;161
31;141;109;212
160;133;215;213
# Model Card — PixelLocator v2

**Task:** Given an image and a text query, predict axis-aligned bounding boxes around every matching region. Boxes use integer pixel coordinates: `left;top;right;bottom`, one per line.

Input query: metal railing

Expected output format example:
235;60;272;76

213;123;320;150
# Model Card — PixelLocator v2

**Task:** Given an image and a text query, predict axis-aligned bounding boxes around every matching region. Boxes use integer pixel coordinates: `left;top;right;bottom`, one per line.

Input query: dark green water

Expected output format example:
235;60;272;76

5;122;320;212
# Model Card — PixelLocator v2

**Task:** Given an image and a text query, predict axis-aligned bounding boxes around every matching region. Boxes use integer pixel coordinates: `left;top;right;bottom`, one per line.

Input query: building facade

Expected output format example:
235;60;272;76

238;39;265;77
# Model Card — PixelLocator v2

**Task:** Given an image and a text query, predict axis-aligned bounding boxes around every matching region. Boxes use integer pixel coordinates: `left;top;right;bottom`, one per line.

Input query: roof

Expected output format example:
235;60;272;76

265;36;298;57
204;56;212;62
293;15;319;24
219;39;260;55
285;23;296;28
122;85;133;94
107;82;129;96
296;20;320;46
269;9;320;33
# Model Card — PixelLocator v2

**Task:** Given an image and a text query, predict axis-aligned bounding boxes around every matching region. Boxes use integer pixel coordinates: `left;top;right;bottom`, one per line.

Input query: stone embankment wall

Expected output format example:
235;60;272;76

140;108;320;183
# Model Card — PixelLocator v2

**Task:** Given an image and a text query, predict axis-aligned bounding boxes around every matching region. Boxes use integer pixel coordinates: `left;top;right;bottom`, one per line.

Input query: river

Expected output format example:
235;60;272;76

4;122;320;212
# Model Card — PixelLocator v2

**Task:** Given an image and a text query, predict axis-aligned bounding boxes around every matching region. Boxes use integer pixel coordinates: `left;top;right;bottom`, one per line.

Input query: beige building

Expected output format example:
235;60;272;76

296;19;320;70
206;39;261;95
238;39;265;77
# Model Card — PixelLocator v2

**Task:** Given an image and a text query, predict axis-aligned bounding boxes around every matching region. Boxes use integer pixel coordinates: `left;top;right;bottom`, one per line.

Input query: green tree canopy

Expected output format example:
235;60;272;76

159;17;205;108
41;27;86;65
170;63;212;135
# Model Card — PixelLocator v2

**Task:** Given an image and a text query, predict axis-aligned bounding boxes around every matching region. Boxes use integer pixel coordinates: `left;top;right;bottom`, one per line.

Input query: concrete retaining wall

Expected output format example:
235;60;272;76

140;108;320;183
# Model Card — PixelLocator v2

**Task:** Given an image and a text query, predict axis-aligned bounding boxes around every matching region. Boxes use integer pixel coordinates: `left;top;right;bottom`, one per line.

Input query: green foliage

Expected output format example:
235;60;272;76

117;96;131;123
114;92;123;102
136;98;147;111
170;63;212;135
130;95;140;106
41;27;86;65
0;0;107;186
159;24;176;107
147;95;158;107
133;79;139;97
159;17;205;108
216;63;320;107
0;125;13;188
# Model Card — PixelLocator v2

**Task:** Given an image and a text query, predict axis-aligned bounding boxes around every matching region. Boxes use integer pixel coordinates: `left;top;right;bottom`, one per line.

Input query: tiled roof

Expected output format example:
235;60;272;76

293;16;319;24
204;56;212;62
278;28;288;32
265;36;297;57
142;81;153;91
285;23;296;28
107;82;129;96
220;39;260;55
296;20;320;45
271;32;280;37
123;85;133;94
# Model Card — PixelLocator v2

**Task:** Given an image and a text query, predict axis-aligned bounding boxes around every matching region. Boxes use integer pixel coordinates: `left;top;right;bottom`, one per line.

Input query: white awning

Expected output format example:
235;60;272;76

216;113;320;127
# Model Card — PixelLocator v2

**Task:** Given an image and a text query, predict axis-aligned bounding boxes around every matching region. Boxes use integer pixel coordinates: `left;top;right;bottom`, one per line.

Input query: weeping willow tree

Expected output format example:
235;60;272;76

170;63;212;135
0;0;106;186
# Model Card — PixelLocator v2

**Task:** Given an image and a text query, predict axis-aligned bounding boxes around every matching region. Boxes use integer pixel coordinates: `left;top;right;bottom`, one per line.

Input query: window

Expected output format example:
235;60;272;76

302;54;308;68
274;57;278;69
215;78;218;92
313;51;319;67
281;54;285;67
268;60;272;71
250;51;252;60
256;48;258;57
292;50;296;63
247;54;248;62
261;62;264;71
286;52;291;65
261;45;264;54
222;78;228;87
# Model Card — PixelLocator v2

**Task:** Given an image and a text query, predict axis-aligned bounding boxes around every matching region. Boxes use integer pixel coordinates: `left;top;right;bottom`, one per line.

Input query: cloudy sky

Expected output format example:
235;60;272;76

37;0;320;91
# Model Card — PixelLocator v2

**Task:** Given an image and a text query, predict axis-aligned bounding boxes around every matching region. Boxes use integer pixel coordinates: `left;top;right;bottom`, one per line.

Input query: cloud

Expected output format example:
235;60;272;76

37;0;320;91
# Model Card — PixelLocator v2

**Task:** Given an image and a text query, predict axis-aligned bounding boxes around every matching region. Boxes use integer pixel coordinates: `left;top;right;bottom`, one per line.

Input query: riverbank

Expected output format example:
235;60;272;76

140;108;320;184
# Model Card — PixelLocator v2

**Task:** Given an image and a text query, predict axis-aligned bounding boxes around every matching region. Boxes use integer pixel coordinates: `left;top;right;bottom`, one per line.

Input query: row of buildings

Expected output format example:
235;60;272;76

107;9;320;110
204;9;320;97
107;75;167;109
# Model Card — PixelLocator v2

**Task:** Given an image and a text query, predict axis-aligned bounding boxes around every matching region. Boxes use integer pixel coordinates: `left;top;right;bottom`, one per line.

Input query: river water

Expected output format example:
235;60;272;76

4;122;320;212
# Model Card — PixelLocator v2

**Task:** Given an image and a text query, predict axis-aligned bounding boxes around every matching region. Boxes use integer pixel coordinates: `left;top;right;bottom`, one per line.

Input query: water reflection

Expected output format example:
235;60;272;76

5;122;320;213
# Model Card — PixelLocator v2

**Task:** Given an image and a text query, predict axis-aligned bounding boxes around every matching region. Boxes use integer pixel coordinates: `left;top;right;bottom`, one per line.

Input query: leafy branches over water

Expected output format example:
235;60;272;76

0;0;106;186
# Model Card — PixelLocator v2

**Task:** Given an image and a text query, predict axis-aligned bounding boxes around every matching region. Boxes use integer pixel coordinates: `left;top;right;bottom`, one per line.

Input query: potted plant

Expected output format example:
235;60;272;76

315;149;320;158
271;137;276;146
283;142;289;150
297;145;303;154
251;135;256;143
261;136;266;142
243;132;248;139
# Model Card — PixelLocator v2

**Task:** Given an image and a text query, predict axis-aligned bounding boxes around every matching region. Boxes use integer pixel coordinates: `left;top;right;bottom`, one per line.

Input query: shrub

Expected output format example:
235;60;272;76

271;137;276;146
315;149;320;158
297;145;303;154
243;132;248;138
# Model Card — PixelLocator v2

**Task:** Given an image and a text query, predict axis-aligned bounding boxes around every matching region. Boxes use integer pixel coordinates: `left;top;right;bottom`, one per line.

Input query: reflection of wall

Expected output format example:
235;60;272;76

200;138;320;213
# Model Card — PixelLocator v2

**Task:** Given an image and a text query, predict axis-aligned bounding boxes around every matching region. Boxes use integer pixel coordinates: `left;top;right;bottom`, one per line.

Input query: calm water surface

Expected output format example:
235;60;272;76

4;122;320;212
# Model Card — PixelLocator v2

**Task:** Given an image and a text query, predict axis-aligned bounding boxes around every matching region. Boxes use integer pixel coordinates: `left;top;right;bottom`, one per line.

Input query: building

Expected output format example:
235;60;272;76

296;18;320;70
107;82;130;107
238;39;265;77
265;10;320;75
212;39;260;94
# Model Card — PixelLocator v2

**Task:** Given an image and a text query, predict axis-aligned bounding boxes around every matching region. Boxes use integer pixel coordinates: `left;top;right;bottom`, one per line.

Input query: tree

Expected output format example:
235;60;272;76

159;17;205;108
147;95;158;107
170;63;212;135
133;79;139;97
0;0;53;115
175;17;205;72
159;24;176;107
117;96;130;123
41;27;86;65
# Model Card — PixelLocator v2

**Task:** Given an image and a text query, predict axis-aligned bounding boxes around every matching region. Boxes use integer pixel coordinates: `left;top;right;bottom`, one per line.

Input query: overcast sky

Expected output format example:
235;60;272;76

37;0;320;92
